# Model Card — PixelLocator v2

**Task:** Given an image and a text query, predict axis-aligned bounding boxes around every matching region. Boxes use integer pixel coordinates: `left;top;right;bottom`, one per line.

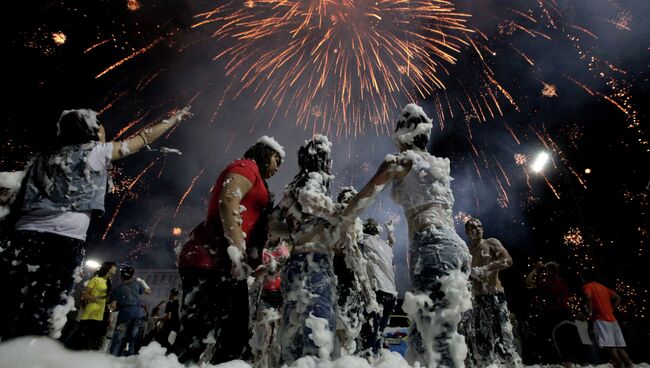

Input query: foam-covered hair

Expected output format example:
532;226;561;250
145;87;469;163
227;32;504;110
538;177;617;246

298;135;332;175
337;186;357;204
393;103;433;150
363;218;380;235
56;109;101;147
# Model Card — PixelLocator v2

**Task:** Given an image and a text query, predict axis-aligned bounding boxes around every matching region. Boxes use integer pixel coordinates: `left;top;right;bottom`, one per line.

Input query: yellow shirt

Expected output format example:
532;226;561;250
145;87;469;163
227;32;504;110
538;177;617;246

80;276;108;321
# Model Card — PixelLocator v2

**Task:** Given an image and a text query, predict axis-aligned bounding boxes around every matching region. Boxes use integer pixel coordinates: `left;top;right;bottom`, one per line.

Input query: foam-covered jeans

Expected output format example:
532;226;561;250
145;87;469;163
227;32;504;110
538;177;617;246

280;253;336;364
360;290;397;355
460;292;522;368
405;225;471;368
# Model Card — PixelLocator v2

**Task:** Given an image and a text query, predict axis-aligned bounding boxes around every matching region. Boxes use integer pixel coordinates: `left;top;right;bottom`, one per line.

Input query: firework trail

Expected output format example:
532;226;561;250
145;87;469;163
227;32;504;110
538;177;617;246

174;164;209;217
103;157;161;239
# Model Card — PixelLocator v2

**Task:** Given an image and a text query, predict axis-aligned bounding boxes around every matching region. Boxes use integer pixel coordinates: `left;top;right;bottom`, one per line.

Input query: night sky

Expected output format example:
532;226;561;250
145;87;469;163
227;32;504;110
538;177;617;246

2;0;649;361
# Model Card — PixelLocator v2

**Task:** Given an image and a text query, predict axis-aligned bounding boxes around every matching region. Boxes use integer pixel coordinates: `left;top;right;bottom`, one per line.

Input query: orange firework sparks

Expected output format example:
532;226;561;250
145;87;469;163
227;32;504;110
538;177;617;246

103;158;161;239
514;153;527;166
127;0;141;12
542;173;560;200
542;83;557;97
454;211;473;225
196;0;472;135
172;227;183;236
98;91;128;115
174;166;208;217
84;39;111;53
113;112;150;140
563;227;584;247
52;32;67;45
96;37;165;79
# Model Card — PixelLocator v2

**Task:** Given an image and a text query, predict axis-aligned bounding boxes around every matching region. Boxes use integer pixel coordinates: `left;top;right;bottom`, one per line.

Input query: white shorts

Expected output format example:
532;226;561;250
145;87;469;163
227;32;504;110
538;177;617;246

593;320;626;348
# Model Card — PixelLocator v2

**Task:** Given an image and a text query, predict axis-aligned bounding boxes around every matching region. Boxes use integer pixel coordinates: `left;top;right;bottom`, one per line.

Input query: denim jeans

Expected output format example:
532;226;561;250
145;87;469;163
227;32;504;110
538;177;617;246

110;318;141;356
280;253;336;364
406;225;471;368
360;290;397;355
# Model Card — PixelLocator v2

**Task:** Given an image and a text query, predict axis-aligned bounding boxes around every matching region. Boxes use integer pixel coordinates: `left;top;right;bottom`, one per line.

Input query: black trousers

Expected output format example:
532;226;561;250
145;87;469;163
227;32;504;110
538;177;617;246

173;268;249;365
0;230;85;340
360;290;397;354
68;319;107;350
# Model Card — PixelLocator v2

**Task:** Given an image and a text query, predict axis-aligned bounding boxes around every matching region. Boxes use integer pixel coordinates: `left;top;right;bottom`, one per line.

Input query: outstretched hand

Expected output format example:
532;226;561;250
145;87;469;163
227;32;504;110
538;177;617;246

163;106;193;125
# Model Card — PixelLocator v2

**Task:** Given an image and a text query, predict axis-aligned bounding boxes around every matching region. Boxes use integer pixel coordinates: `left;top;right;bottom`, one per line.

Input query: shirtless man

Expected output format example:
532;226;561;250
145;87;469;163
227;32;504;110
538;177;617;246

462;218;522;368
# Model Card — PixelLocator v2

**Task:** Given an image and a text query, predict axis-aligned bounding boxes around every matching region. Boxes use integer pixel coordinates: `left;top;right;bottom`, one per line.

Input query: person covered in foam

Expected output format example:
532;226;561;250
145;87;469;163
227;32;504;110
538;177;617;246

270;135;339;364
344;103;471;368
175;135;284;364
0;106;191;341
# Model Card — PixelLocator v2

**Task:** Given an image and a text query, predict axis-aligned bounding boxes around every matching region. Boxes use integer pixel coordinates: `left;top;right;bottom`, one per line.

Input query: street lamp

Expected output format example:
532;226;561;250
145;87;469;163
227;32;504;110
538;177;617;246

85;259;100;270
531;151;550;173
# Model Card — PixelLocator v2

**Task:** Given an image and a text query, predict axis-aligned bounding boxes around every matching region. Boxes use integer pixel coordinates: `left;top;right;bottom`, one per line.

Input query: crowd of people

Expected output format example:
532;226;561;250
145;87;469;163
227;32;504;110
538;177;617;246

0;103;637;368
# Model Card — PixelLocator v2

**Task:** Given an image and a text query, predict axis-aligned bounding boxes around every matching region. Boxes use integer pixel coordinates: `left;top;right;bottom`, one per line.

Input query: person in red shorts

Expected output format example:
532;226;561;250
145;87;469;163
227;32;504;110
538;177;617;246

174;136;285;365
581;269;634;368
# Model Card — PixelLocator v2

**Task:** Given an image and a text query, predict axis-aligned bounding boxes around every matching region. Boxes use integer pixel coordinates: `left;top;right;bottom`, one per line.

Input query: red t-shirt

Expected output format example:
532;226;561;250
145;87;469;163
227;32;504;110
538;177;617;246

583;281;617;322
539;276;570;311
178;159;270;270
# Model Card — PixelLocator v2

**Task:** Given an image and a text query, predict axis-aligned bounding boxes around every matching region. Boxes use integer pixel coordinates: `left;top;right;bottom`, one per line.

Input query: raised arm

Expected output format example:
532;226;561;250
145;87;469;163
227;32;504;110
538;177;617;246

384;220;396;247
110;106;192;161
526;262;544;288
343;157;412;219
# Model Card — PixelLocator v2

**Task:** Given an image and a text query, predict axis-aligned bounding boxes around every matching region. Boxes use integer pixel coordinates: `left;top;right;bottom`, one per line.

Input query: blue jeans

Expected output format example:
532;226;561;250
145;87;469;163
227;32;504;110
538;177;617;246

110;318;141;356
280;253;336;364
406;225;471;368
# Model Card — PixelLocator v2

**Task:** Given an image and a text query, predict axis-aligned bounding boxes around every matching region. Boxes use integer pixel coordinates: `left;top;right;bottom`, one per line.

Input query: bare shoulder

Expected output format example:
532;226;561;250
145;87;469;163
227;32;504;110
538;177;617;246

485;237;506;250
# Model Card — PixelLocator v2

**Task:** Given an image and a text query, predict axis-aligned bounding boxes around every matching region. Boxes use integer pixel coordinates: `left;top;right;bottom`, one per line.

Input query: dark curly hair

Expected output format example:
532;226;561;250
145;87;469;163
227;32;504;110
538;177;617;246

395;110;430;150
95;261;117;278
363;218;380;235
337;187;357;204
298;139;332;175
286;138;333;194
243;142;282;178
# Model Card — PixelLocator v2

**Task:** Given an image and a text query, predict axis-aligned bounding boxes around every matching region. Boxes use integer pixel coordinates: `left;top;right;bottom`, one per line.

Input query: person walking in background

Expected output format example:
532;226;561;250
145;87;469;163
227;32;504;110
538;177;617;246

581;269;634;368
70;261;117;350
249;241;290;368
156;288;180;350
527;261;581;367
108;266;151;356
0;106;191;340
461;218;522;368
142;300;165;346
175;136;285;365
359;218;398;356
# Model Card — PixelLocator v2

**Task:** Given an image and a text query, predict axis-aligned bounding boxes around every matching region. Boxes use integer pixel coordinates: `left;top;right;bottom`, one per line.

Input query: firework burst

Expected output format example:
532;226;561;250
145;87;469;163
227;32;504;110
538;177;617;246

194;0;472;135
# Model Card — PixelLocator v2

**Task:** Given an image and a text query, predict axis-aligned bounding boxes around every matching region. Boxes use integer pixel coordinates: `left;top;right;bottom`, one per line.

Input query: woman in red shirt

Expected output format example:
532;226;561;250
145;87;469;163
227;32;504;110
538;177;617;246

174;136;284;365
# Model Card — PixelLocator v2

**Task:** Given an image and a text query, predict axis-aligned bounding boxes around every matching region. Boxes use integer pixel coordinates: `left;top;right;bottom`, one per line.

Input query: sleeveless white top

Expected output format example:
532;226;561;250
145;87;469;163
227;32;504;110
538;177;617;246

390;150;455;234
